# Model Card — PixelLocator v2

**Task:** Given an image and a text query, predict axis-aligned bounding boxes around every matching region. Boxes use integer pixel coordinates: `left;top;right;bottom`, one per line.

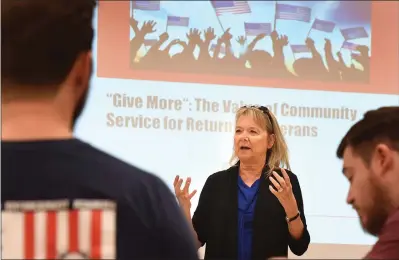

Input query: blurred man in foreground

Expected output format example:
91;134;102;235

336;106;399;259
1;1;198;259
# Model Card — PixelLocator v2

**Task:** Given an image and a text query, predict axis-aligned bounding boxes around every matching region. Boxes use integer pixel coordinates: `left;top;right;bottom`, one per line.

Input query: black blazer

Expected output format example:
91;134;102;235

192;165;310;260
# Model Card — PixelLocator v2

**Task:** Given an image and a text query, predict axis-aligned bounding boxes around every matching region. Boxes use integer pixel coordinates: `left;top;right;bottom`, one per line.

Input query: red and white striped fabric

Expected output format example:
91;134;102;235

2;202;115;259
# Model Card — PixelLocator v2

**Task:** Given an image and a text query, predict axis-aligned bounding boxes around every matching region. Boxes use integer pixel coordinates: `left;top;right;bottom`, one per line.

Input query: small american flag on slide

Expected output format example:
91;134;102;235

341;41;359;51
211;1;251;16
290;44;310;53
2;200;116;260
132;1;160;11
340;27;368;41
244;22;272;36
167;16;190;27
276;4;311;23
311;19;335;33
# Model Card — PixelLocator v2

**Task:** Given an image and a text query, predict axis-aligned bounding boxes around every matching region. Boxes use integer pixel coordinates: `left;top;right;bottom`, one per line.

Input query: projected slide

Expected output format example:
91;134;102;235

97;1;398;94
129;1;371;84
88;1;398;256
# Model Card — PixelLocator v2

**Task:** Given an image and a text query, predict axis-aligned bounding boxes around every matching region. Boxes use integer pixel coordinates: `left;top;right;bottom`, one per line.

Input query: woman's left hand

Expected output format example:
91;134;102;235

269;168;299;216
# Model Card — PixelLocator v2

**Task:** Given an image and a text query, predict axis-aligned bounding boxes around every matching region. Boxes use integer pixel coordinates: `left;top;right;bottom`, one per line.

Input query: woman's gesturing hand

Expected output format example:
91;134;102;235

269;168;299;217
173;175;197;211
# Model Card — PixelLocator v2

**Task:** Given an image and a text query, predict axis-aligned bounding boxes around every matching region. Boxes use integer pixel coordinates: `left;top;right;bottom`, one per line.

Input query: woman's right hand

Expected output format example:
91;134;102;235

173;175;197;212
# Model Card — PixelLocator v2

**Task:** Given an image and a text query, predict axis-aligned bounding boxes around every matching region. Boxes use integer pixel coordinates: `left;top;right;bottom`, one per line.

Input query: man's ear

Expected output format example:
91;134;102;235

67;51;92;94
76;52;92;89
372;143;394;178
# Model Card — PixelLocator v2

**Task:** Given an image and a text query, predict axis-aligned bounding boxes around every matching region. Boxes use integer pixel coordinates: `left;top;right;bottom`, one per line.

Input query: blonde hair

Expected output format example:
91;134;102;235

230;106;290;174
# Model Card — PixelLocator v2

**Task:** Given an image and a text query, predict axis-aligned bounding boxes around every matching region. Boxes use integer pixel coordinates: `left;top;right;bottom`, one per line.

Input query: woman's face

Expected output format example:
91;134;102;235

234;115;274;163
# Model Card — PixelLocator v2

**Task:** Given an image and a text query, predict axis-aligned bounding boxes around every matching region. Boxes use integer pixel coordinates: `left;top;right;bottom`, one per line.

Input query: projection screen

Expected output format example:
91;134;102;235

75;1;399;258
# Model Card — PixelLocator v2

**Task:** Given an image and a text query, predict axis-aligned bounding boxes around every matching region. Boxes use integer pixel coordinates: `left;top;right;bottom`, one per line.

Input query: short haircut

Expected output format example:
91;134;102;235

336;106;399;165
1;0;96;86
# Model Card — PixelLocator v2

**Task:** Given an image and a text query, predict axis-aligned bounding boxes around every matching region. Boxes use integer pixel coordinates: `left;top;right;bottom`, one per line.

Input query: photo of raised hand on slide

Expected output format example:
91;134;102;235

129;1;371;84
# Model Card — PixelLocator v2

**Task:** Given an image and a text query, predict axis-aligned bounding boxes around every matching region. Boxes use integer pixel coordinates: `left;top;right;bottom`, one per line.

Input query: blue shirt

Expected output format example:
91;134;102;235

1;139;198;260
238;175;261;260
